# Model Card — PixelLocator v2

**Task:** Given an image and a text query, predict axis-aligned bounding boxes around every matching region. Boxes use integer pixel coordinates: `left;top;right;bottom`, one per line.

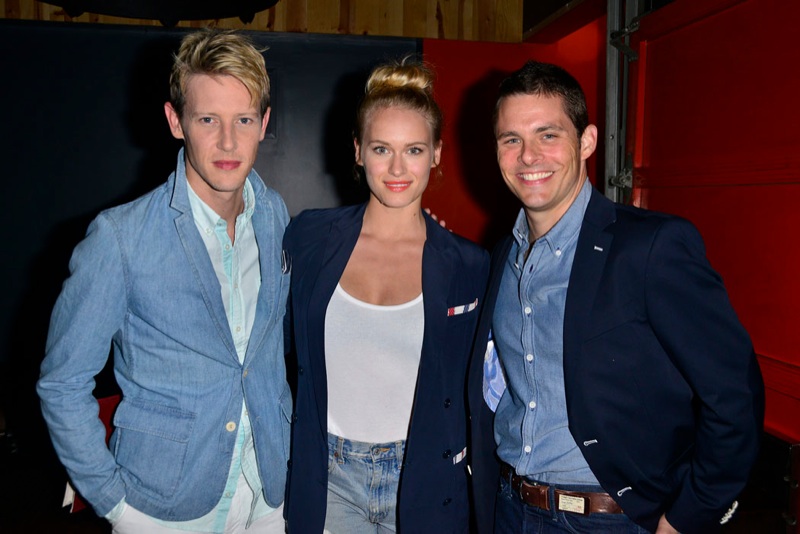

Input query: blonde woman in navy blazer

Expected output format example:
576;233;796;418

283;59;489;533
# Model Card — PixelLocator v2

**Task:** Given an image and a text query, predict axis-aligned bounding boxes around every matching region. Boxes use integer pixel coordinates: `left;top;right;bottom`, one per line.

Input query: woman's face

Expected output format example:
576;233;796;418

355;106;442;211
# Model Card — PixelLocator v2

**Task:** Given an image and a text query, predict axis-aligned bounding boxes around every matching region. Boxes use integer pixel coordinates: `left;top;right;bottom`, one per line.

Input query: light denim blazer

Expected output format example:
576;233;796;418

37;150;292;520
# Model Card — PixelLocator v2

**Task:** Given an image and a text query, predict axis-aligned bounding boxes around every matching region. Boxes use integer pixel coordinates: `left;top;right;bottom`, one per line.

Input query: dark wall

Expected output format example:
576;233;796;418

0;19;416;518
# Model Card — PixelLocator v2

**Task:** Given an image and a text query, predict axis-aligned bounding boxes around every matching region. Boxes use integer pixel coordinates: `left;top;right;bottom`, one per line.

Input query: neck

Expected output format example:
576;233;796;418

362;199;426;241
526;176;587;240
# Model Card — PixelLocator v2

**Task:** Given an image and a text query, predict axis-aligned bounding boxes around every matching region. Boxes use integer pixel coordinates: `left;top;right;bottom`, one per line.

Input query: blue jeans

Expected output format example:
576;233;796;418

324;433;405;534
495;476;650;534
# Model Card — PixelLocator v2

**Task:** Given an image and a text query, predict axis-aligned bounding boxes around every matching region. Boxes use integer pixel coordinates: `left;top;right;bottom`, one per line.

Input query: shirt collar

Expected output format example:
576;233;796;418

511;178;593;255
186;178;256;232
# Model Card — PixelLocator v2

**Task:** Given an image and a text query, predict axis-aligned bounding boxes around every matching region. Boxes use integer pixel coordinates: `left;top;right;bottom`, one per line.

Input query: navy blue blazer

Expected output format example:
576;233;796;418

283;204;489;533
468;188;764;534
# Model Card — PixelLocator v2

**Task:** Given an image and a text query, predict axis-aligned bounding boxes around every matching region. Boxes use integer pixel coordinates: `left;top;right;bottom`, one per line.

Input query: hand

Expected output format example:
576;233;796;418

655;514;680;534
423;208;447;228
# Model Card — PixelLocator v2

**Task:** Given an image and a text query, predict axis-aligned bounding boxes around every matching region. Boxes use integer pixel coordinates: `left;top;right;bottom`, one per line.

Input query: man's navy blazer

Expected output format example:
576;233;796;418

468;188;764;534
283;203;489;533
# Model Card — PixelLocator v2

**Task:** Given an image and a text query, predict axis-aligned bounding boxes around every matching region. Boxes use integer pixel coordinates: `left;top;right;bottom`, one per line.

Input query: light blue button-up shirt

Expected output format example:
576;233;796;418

493;179;600;486
107;178;276;530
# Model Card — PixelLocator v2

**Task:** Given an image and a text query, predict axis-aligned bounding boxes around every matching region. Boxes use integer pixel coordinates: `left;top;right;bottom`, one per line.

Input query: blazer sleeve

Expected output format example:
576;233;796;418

36;213;128;516
643;218;764;533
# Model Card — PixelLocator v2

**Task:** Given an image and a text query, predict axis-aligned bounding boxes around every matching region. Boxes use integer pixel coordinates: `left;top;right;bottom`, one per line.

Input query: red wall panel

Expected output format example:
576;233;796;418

629;0;800;441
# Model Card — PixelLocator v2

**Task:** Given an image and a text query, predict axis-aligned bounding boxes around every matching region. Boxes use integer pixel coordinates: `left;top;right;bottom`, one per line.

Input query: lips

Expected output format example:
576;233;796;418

213;160;241;171
385;181;412;192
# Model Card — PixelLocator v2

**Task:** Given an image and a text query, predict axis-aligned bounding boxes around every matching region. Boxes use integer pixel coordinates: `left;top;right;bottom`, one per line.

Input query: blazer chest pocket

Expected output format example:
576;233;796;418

446;298;479;322
113;399;196;499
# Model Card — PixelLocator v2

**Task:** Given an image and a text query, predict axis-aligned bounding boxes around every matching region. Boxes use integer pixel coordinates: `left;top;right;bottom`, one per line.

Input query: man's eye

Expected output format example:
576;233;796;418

240;118;253;125
200;117;213;124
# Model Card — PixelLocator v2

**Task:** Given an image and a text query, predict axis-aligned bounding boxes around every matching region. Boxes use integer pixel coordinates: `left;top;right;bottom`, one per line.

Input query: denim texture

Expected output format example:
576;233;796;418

37;149;291;520
493;180;597;485
495;477;649;534
324;433;405;534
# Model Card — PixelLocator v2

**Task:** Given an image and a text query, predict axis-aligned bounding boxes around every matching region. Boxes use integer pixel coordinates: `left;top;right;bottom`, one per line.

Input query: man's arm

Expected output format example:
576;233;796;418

36;213;128;516
644;218;764;533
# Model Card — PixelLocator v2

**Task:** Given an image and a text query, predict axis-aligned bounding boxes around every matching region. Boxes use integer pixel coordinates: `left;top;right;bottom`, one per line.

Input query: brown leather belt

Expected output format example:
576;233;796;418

501;464;623;515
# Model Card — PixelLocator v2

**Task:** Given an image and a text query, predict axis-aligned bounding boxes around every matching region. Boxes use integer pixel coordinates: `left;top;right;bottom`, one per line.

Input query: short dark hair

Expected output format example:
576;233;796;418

493;61;589;136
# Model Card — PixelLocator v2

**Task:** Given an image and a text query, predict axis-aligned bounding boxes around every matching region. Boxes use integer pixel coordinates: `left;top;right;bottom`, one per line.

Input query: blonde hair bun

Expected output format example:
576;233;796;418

365;57;434;98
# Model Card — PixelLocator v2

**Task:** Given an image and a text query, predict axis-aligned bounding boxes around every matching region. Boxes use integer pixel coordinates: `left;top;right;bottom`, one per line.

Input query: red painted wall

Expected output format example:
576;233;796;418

628;0;800;442
424;0;799;443
422;17;607;247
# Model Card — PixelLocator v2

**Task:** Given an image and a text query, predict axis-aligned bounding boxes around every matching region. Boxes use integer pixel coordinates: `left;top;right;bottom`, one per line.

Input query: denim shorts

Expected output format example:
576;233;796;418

496;476;650;534
324;432;405;534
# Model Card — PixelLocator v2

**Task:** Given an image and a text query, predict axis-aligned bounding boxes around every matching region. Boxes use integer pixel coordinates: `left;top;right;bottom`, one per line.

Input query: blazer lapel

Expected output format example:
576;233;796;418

307;207;364;437
244;197;282;367
564;190;616;366
171;175;239;365
417;217;453;392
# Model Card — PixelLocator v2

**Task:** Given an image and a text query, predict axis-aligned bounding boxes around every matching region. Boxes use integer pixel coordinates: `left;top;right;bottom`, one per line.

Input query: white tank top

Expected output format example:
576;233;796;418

324;283;424;443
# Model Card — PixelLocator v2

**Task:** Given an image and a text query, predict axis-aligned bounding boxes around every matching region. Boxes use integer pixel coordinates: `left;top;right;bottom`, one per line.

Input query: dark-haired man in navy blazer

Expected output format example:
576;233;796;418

468;61;764;534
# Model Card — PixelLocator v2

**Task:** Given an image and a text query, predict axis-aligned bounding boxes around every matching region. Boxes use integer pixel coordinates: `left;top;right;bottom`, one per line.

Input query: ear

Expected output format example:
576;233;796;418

579;124;598;161
431;140;443;168
259;107;271;141
164;102;184;140
354;138;363;165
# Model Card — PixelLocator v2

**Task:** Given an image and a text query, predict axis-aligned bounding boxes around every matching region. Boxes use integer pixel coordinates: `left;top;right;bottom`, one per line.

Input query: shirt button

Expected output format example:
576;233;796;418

529;401;537;409
524;306;532;315
555;249;562;257
225;244;231;250
524;445;532;454
225;492;233;498
226;421;236;432
526;353;533;362
236;326;241;332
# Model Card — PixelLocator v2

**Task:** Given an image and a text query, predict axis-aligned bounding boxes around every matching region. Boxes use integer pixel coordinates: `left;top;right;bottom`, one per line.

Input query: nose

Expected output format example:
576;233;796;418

389;154;405;176
520;141;541;166
218;122;236;152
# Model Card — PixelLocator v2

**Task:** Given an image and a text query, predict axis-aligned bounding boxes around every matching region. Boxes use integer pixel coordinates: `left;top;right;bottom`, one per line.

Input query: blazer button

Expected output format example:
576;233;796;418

442;449;452;459
443;497;452;506
292;414;298;422
444;398;451;408
226;421;237;432
298;366;304;375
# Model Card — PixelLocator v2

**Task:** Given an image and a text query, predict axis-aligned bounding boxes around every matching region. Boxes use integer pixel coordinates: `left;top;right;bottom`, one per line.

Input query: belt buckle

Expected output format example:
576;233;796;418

555;491;590;515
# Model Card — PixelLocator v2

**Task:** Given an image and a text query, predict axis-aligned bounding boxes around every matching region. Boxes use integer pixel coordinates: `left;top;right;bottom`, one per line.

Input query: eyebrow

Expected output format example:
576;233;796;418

535;124;567;133
496;124;567;140
367;139;428;147
495;130;519;141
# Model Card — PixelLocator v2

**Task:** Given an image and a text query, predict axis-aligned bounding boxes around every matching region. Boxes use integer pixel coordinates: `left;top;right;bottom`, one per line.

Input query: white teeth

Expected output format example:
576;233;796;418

520;171;553;181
